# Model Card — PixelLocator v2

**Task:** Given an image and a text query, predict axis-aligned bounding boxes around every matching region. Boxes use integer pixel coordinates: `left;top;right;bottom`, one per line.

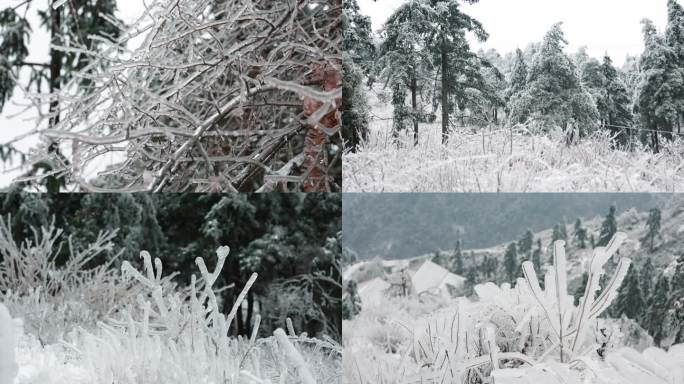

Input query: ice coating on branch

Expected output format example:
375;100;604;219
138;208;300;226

216;245;230;259
0;303;18;384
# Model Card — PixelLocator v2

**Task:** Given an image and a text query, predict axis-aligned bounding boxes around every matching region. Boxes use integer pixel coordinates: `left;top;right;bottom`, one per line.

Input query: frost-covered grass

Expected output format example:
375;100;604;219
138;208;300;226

343;94;684;192
343;234;684;384
1;219;341;384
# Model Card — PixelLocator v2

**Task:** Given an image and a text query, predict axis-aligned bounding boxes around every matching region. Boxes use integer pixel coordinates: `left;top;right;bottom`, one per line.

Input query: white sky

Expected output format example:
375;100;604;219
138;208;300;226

0;0;146;187
359;0;680;67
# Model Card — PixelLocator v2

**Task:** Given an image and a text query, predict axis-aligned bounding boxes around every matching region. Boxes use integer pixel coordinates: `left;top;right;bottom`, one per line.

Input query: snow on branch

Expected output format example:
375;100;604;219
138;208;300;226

20;0;341;192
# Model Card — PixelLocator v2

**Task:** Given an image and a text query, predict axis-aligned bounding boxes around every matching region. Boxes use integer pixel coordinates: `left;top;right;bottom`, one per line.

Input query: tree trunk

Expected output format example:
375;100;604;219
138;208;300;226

411;73;418;146
245;291;254;336
441;35;449;145
49;4;62;128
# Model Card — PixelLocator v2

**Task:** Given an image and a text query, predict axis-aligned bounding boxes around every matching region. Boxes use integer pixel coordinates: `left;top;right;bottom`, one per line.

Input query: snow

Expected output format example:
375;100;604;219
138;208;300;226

411;260;464;296
358;277;391;305
343;87;684;192
0;303;18;384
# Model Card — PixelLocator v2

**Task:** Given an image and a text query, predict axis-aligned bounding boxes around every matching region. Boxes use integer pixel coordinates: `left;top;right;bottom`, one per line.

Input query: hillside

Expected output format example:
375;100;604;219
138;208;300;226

345;195;684;286
343;193;663;260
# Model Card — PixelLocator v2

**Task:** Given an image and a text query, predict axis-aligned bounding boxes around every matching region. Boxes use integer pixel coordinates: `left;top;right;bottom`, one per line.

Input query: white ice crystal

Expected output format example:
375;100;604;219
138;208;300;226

0;302;18;384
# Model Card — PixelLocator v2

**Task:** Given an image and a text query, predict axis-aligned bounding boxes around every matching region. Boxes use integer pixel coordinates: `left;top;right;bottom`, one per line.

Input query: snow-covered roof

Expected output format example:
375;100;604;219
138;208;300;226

412;260;464;295
358;277;391;303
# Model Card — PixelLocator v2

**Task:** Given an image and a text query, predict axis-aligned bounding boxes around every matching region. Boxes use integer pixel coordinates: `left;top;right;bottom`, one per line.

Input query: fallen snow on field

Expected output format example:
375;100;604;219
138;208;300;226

343;92;684;192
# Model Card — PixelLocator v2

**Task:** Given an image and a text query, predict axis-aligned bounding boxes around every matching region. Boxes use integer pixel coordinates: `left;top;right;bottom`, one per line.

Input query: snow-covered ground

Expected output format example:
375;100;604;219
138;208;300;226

343;233;684;383
343;88;684;192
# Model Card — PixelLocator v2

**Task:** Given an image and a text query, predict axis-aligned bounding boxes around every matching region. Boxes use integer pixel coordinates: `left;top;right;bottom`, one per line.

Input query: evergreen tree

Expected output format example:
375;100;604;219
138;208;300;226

518;229;534;261
421;0;489;144
342;280;362;320
452;239;464;275
590;233;596;249
464;267;477;296
573;218;587;248
509;23;598;141
532;238;542;272
614;264;645;321
643;208;662;252
503;242;518;283
644;274;670;345
665;0;684;134
598;204;618;246
377;0;434;145
640;258;656;299
0;0;122;192
574;272;588;305
669;253;684;343
506;48;528;108
635;19;682;152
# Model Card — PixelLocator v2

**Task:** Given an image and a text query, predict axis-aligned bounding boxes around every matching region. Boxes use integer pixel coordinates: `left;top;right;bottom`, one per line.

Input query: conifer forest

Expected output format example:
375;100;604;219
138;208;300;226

343;0;684;192
2;0;684;383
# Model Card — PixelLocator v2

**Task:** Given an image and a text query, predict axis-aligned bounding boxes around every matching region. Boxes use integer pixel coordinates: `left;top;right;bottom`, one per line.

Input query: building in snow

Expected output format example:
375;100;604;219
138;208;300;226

358;277;391;305
412;260;465;297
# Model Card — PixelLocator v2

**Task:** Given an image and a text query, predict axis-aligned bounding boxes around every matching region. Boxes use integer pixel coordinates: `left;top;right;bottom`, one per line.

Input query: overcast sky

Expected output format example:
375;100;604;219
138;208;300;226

359;0;680;67
0;0;146;187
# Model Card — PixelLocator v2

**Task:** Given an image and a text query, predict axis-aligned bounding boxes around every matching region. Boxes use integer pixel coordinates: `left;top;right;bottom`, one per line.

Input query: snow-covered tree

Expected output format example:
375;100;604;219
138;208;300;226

503;242;518;283
598;204;618;246
665;0;684;133
635;19;681;152
573;218;587;248
12;0;341;192
451;239;464;275
0;0;123;192
342;279;362;320
342;0;374;151
377;0;434;145
509;23;598;141
506;48;528;109
421;0;489;144
644;273;670;345
643;208;661;252
640;257;656;299
614;264;645;321
518;229;533;261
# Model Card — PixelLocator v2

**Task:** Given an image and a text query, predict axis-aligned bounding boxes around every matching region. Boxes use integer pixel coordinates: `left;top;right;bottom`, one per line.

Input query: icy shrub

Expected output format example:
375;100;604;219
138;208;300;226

0;216;142;343
64;246;341;384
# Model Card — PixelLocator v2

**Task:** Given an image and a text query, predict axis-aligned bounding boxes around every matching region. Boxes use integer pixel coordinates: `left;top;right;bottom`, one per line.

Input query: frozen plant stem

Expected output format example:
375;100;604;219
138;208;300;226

521;232;630;363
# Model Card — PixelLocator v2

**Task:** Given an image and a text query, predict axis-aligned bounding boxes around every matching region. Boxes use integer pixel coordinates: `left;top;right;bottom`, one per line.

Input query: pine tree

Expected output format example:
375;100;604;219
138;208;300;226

640;258;656;299
452;239;464;275
532;238;542;272
614;264;645;321
635;19;681;152
518;229;534;261
422;0;489;144
669;253;684;343
574;272;588;305
503;242;518;283
552;224;563;243
506;48;528;110
464;267;477;296
665;0;684;134
508;23;598;141
644;274;670;345
643;208;662;252
342;280;362;320
377;0;434;145
598;204;618;246
573;218;587;248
